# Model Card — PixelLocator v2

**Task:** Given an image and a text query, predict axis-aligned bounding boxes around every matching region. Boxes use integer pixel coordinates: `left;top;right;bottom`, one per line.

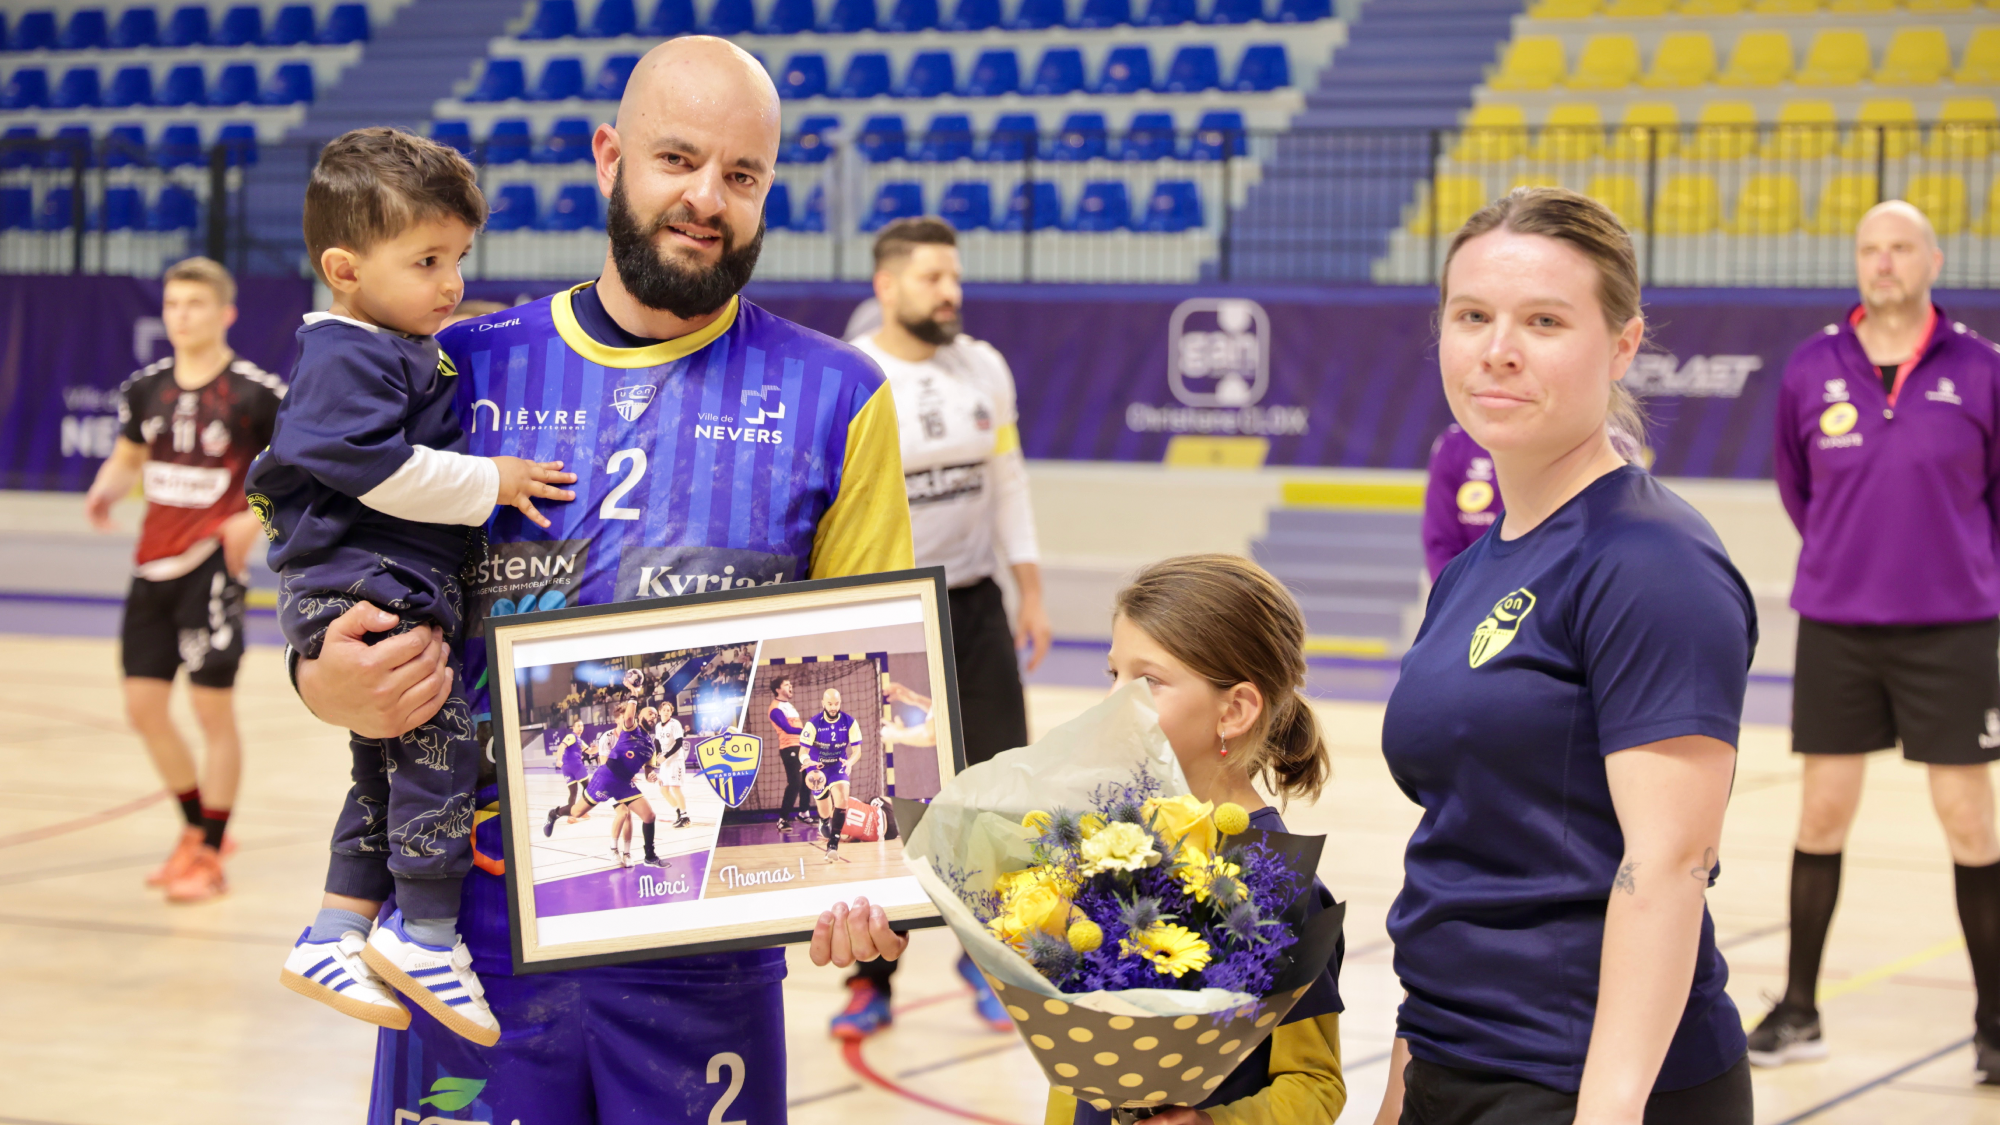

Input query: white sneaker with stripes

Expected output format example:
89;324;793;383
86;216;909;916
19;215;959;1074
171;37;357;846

279;927;410;1029
361;910;501;1047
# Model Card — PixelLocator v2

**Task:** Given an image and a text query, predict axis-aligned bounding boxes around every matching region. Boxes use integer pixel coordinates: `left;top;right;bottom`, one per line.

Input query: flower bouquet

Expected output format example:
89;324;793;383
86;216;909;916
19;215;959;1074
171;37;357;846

904;681;1344;1120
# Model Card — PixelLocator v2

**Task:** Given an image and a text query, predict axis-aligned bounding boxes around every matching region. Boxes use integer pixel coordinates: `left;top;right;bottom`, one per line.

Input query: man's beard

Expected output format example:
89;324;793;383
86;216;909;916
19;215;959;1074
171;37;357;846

606;170;763;320
900;305;961;347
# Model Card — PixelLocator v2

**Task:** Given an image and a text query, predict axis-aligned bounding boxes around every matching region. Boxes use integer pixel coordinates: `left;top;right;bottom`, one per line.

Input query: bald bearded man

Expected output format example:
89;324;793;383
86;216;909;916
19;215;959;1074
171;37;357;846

287;39;916;1122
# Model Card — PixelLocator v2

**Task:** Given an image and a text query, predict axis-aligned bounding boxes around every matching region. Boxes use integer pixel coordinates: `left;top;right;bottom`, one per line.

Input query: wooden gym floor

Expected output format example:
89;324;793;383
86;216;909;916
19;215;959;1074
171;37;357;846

0;633;1997;1124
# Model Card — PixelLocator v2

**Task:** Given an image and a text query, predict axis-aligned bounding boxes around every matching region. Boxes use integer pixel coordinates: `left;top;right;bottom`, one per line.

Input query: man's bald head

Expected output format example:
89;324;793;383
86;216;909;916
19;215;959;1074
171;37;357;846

1854;198;1942;315
615;37;780;161
1858;200;1937;251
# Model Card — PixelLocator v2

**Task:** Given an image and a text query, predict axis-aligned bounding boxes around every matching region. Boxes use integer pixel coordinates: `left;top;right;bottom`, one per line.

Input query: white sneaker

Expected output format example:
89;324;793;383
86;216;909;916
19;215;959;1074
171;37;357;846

360;910;501;1047
279;927;410;1030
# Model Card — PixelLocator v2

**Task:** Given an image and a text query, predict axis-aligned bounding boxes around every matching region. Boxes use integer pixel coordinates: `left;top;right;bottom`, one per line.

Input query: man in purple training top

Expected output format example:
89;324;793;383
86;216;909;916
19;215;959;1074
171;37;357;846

1752;200;2000;1081
1421;422;1503;582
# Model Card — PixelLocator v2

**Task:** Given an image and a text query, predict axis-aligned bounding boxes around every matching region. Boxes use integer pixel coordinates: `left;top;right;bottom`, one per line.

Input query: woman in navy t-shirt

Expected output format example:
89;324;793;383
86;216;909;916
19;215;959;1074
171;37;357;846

1373;188;1756;1125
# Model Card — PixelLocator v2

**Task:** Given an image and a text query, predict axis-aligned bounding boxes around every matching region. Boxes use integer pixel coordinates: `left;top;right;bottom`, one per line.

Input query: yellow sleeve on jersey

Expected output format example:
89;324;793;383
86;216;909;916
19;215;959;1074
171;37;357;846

994;421;1022;457
809;382;915;579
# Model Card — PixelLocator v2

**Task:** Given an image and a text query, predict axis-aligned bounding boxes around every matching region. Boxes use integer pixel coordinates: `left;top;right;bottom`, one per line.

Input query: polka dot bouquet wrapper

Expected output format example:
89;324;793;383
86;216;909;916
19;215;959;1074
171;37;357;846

903;681;1346;1118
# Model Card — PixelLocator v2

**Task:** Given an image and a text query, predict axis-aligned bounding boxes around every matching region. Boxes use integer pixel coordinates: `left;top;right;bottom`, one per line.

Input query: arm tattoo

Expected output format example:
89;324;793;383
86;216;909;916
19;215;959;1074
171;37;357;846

1614;860;1639;895
1690;847;1717;883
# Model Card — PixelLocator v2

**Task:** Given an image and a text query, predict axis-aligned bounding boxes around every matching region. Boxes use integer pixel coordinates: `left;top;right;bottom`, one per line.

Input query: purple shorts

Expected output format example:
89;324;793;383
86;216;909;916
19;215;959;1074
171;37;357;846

810;753;848;787
585;765;642;806
561;752;588;783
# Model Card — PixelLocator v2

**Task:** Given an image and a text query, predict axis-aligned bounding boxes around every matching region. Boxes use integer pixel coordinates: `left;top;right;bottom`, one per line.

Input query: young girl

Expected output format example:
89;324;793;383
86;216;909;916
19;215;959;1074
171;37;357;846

1044;553;1347;1125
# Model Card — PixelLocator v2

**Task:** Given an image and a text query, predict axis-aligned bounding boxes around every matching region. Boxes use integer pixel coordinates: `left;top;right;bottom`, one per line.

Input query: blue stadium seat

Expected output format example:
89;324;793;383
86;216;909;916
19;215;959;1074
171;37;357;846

915;114;973;161
1008;0;1064;29
797;183;826;231
1230;44;1288;90
10;12;57;52
431;120;475;157
1;127;38;172
1141;0;1195;25
702;0;753;34
54;68;103;109
1073;181;1130;230
1120;112;1176;159
519;0;577;40
216;5;262;46
541;184;602;230
1187;109;1245;158
760;0;815;34
158;122;203;167
210;63;258;106
1095;45;1153;93
99;186;144;231
165;5;209;46
589;54;638;100
862;182;922;231
318;4;371;44
944;0;1000;29
779;115;839;163
0;187;33;230
779;54;828;100
822;0;878;32
531;58;585;101
466;58;527;103
534;118;594;163
114;7;159;48
979;113;1037;161
218;121;257;165
1000;181;1063;230
1207;0;1261;23
161;65;205;108
1159;45;1220;92
1272;0;1328;21
151;184;200;231
102;124;148;168
644;0;695;35
855;115;907;161
1028;48;1086;96
764;182;794;230
939;181;991;229
897;52;954;99
259;62;313;105
60;9;110;51
3;69;49;111
1139;180;1202;231
581;0;636;37
487;119;532;164
962;50;1019;97
47;126;92;169
0;15;9;54
885;0;938;31
488;184;539;232
833;53;891;99
1074;0;1128;28
38;187;77;231
1048;112;1107;160
108;67;153;108
264;4;314;45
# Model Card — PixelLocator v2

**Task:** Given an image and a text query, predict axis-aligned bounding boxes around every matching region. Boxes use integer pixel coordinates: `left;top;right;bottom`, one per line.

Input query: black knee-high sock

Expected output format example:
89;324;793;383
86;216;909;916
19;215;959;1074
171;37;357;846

1785;849;1844;1013
1956;860;2000;1041
641;819;657;858
830;806;847;844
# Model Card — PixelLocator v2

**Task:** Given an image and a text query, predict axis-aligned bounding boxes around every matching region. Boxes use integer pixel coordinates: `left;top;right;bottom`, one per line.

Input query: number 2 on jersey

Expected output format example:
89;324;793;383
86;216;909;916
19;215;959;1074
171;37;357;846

601;447;646;521
706;1051;747;1125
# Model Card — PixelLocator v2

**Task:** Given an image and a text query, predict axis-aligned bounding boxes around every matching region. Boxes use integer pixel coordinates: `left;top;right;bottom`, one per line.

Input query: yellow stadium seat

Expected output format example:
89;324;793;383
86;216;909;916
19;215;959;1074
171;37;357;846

1532;103;1606;160
1927;98;1999;159
1958;28;2000;84
1604;0;1673;14
1795;30;1872;86
1609;102;1682;158
1825;0;1892;11
1455;104;1530;162
1730;174;1802;234
1491;36;1566;91
1904;174;1969;237
1718;31;1795;87
1763;100;1839;159
1655;175;1721;234
1751;0;1818;12
1642;33;1718;88
1809;174;1879;234
1691;101;1760;160
1874;28;1951;86
1527;0;1600;15
1585;174;1646;231
1676;0;1745;12
1907;0;1971;9
1407;176;1491;236
1839;99;1919;159
1509;174;1565;192
1569;36;1642;90
1974;179;2000;236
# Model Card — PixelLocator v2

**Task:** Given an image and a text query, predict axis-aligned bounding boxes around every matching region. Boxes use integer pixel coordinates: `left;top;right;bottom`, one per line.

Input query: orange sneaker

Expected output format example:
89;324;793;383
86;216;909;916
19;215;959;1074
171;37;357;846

145;826;203;887
165;844;228;904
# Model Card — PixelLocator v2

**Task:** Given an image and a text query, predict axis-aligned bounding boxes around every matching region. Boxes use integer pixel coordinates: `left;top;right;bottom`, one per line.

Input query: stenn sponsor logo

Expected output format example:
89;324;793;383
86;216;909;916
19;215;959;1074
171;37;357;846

470;538;589;633
615;546;794;600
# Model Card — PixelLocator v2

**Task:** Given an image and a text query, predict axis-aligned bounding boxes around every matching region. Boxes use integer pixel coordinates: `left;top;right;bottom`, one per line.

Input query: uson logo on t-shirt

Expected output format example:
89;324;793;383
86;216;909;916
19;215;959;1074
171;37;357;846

1469;588;1537;669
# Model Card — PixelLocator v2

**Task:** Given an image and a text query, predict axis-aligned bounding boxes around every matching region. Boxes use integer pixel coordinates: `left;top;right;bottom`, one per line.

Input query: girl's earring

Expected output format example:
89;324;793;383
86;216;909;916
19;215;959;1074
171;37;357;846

1218;727;1230;757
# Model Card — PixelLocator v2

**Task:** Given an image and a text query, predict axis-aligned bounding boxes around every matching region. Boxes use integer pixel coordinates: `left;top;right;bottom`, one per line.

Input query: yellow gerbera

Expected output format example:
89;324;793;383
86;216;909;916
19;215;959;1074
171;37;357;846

1179;853;1244;904
1123;923;1212;978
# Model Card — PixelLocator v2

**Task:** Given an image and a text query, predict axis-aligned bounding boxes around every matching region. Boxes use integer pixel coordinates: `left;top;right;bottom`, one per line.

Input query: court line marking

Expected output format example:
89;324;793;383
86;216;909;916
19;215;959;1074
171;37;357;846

0;911;284;946
1818;936;1967;1006
841;1039;1026;1125
0;789;165;849
0;833;321;887
1769;1035;1974;1125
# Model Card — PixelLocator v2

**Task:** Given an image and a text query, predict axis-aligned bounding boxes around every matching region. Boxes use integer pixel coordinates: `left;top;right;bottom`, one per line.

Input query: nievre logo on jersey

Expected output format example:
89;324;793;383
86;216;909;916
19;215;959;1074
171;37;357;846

612;384;657;422
696;732;763;807
616;547;795;600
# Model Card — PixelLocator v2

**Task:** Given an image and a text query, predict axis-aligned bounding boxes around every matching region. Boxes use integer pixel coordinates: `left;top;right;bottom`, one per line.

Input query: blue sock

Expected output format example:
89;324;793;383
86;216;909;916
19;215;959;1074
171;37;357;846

307;907;374;944
403;915;458;949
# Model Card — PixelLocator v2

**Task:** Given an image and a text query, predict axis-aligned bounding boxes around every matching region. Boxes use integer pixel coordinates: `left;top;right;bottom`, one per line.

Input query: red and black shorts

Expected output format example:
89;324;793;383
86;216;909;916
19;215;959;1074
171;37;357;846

119;548;245;689
1793;615;2000;765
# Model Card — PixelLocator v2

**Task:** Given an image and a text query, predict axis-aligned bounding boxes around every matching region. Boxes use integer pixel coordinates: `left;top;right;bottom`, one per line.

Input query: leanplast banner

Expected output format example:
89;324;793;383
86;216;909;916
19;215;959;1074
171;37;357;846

0;274;313;491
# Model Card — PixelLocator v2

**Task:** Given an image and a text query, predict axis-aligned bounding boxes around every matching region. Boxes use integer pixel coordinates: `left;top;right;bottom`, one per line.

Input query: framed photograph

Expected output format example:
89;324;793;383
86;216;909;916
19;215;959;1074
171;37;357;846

488;567;964;973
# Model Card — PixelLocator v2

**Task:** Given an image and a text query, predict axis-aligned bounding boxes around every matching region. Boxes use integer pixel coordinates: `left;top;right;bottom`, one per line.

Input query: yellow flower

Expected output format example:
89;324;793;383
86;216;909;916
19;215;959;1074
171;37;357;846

1022;810;1053;834
1143;795;1218;860
1179;852;1244;904
1078;821;1160;876
1067;919;1103;953
1213;802;1250;837
986;881;1071;948
1079;812;1108;839
1124;923;1212;978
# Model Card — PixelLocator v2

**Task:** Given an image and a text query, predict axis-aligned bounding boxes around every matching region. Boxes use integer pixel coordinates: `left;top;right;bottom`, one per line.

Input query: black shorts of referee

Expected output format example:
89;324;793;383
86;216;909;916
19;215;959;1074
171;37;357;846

1793;615;2000;764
